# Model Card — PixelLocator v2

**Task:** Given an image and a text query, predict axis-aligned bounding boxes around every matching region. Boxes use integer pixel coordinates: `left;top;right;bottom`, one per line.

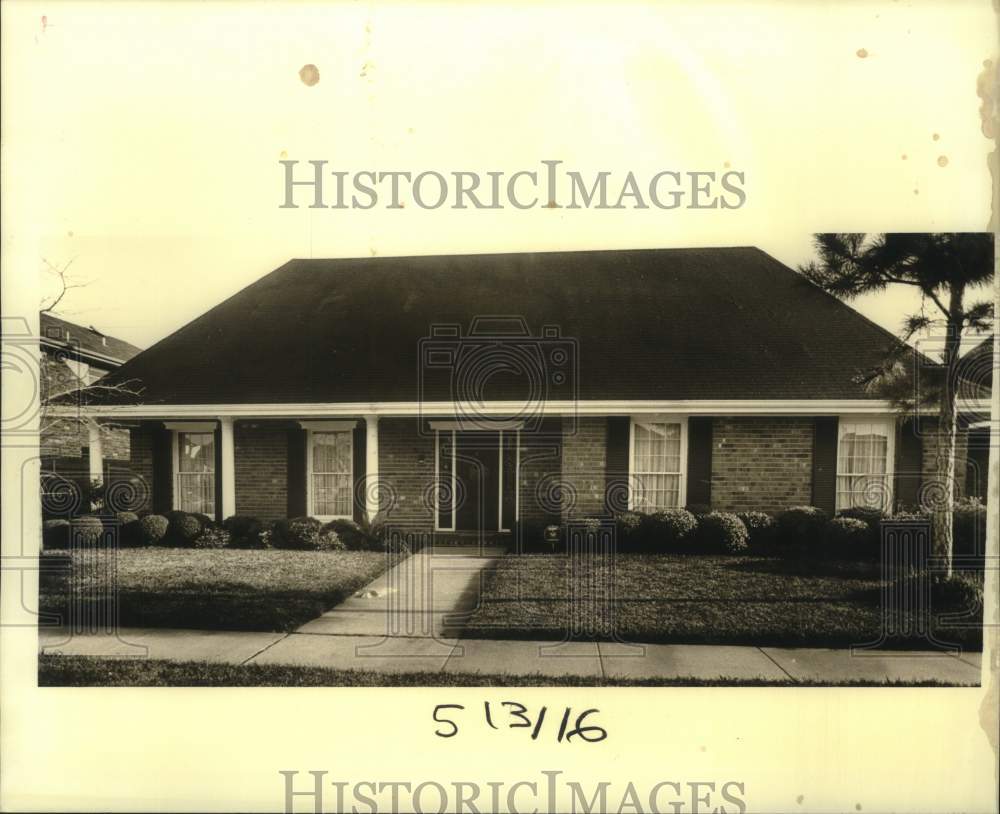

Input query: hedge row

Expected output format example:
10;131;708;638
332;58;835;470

513;497;989;561
41;511;406;554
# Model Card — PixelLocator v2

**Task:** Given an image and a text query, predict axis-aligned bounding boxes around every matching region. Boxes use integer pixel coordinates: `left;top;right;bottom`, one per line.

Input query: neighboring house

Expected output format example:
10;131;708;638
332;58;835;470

40;313;143;515
958;334;994;501
79;248;990;536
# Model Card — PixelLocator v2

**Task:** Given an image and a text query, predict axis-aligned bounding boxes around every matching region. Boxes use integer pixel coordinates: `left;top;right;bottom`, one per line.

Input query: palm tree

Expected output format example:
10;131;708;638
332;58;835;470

800;233;993;575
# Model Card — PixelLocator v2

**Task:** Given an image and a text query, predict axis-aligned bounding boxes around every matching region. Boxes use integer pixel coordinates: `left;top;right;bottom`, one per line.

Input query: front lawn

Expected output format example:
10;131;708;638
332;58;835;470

40;547;401;632
462;554;983;649
37;655;954;687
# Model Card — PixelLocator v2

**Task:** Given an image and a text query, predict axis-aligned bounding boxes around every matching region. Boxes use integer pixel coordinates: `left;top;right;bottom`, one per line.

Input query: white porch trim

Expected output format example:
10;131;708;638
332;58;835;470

364;415;379;521
59;398;988;420
219;416;236;520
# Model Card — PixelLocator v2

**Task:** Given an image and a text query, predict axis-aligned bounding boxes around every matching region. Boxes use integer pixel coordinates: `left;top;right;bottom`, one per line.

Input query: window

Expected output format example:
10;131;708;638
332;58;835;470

175;431;215;515
309;430;353;518
836;419;894;511
631;420;686;511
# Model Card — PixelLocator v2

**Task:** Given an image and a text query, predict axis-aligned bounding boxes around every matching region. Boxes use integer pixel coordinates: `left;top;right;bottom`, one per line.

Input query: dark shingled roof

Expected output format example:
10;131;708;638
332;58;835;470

95;247;914;405
40;312;142;367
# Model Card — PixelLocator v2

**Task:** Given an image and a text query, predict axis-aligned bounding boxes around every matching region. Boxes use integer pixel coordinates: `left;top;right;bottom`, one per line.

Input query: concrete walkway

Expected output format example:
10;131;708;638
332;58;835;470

37;547;984;684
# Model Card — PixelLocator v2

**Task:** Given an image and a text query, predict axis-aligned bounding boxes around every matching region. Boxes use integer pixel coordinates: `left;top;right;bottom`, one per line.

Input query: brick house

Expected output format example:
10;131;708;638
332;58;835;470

40;313;142;515
77;248;989;536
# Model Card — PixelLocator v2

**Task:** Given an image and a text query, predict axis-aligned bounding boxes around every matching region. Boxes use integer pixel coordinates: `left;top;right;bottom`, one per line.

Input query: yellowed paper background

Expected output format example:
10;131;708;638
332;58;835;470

2;1;997;811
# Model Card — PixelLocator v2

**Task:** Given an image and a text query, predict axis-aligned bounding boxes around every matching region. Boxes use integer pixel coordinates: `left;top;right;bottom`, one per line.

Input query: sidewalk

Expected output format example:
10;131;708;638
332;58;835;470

37;545;984;684
38;626;983;684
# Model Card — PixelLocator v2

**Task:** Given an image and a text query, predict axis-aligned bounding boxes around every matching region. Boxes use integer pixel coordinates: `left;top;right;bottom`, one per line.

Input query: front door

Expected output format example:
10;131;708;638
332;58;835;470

436;429;517;532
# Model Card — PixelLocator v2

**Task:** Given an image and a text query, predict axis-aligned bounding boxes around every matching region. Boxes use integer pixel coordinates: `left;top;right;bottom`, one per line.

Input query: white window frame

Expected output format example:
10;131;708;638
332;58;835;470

433;428;520;532
835;416;895;512
627;416;689;511
171;427;217;516
306;428;354;521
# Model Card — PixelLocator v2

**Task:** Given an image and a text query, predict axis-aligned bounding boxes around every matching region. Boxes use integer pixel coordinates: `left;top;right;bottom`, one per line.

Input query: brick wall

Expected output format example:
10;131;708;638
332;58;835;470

711;417;814;513
919;419;970;504
378;417;437;530
560;417;607;518
235;424;288;520
518;419;563;525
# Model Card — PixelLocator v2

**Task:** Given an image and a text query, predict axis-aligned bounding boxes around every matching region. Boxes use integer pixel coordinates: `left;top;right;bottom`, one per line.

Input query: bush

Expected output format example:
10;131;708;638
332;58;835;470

736;511;776;550
42;519;71;550
632;509;698;552
776;506;829;547
930;572;983;610
271;517;343;550
72;515;105;546
614;511;642;546
684;503;712;517
139;514;169;545
835;506;885;537
115;511;141;546
697;512;749;554
194;524;231;549
191;512;214;530
824;517;874;558
164;511;203;547
222;515;267;549
953;497;987;559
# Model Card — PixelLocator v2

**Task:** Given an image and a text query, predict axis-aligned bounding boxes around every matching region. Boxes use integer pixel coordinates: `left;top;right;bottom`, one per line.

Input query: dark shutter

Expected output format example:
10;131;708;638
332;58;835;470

353;421;367;522
811;417;839;514
286;428;307;518
686;417;713;508
604;416;630;515
151;424;173;514
214;424;223;521
895;418;923;510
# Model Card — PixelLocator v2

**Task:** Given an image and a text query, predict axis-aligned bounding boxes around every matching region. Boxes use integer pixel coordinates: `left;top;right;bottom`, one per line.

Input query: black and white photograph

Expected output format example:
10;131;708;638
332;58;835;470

32;239;994;688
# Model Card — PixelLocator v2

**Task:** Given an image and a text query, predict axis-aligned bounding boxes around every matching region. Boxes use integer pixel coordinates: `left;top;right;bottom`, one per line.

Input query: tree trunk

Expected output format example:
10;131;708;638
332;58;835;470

931;285;965;577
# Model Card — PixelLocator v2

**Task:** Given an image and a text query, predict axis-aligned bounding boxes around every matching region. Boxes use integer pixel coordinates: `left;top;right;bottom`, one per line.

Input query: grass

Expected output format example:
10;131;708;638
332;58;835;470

39;547;401;632
462;554;984;649
37;655;956;687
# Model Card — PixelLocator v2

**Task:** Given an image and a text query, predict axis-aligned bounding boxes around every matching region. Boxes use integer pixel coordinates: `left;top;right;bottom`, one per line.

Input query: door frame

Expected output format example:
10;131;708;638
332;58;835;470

433;425;520;532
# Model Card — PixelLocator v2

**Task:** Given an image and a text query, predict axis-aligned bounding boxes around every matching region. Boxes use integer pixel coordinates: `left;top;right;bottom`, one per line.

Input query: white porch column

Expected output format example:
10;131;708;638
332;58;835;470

219;416;236;520
365;415;379;520
86;422;104;486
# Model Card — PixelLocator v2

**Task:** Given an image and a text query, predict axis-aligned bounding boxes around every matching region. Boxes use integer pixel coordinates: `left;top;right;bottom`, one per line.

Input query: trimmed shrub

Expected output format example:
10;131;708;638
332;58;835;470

271;517;342;550
776;505;829;547
165;511;202;547
191;512;214;530
736;511;776;550
614;511;642;546
194;524;230;549
647;509;699;551
222;515;267;549
139;514;169;546
72;515;105;546
684;503;712;517
953;497;987;560
930;572;983;610
824;517;874;558
42;518;71;550
697;512;749;554
115;511;141;546
835;506;885;537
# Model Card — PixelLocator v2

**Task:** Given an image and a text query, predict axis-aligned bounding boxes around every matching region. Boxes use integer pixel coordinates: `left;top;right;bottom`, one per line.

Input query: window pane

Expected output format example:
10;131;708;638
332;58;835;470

312;474;351;516
634;473;680;511
313;432;351;474
177;473;215;514
836;421;891;511
179;433;214;472
634;422;681;474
